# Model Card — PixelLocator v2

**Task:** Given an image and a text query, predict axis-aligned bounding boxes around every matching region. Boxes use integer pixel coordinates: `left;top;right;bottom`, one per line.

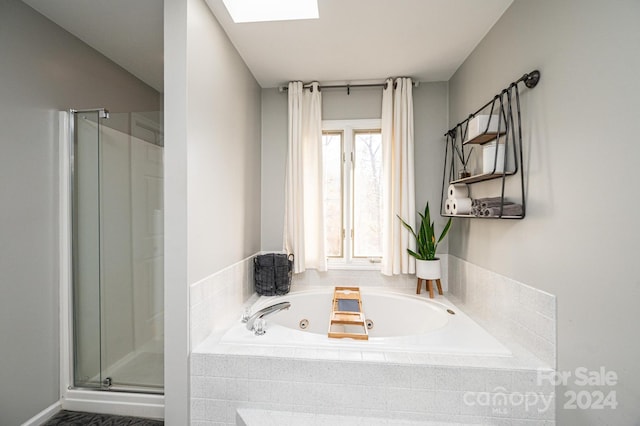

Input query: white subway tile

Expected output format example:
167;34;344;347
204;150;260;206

511;369;553;394
359;363;412;388
484;369;514;392
247;356;274;380
409;365;437;390
295;359;340;383
384;351;412;363
361;351;386;362
384;386;422;412
247;380;285;403
225;378;248;401
535;292;556;320
518;284;539;310
435;367;462;391
191;398;208;420
191;376;226;399
204;399;234;424
360;385;388;410
338;350;363;362
534;312;556;343
433;390;462;414
212;355;249;378
460;368;488;392
329;361;364;385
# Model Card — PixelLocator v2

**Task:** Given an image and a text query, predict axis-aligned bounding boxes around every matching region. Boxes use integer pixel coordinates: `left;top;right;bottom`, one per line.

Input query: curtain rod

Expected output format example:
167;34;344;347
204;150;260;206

278;80;419;94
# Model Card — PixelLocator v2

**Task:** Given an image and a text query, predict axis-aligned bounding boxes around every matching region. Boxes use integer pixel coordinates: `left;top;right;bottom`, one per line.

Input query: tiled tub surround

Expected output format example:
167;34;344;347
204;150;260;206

190;254;259;350
190;256;557;424
191;289;555;425
447;256;557;367
191;350;555;425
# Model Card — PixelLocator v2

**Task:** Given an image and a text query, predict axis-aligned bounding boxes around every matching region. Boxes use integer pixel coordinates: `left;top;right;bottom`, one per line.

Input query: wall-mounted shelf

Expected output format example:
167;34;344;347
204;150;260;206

441;214;524;220
440;70;540;219
449;171;516;185
463;131;506;146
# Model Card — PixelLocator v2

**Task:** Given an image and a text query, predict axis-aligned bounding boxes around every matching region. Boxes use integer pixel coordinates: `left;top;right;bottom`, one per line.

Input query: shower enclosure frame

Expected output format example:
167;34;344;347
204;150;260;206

58;109;164;418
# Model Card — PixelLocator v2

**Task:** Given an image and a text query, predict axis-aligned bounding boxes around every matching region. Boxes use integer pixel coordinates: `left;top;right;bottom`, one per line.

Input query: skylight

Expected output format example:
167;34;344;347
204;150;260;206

222;0;319;23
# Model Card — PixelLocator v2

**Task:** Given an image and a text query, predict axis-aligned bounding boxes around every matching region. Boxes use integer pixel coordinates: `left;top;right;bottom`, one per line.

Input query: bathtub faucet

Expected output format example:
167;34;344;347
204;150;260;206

245;301;291;335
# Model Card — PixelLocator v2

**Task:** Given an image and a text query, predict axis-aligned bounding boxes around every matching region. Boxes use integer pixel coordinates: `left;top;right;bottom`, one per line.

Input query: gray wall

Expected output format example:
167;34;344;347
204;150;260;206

164;0;262;422
448;0;640;423
0;0;160;424
186;0;262;282
260;83;448;251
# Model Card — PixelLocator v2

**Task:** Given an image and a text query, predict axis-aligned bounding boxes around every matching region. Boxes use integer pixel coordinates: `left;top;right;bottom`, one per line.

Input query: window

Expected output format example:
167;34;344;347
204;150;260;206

322;119;382;268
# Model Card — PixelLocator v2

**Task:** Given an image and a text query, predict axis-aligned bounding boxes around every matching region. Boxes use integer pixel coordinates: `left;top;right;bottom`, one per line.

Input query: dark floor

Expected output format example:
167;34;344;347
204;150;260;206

43;410;164;426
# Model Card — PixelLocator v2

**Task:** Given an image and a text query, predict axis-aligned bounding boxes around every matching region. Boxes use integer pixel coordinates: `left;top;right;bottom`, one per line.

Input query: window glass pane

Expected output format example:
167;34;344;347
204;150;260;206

353;131;382;257
322;132;343;257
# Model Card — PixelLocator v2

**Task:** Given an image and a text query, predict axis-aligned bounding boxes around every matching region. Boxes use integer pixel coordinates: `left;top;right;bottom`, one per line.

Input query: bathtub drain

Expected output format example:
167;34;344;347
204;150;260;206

365;319;374;330
299;319;309;329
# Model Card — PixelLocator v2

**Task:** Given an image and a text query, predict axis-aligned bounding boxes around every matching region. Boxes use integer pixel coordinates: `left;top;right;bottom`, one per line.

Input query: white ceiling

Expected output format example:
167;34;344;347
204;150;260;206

20;0;513;91
206;0;514;87
21;0;164;92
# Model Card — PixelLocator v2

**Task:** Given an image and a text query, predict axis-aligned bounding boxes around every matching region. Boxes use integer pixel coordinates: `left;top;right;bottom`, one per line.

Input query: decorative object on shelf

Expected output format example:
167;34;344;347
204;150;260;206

448;183;469;199
440;70;541;219
446;183;472;215
481;204;523;217
445;198;454;215
482;141;505;174
452;198;472;215
466;114;503;143
446;183;472;216
453;141;474;179
397;202;452;298
470;197;522;217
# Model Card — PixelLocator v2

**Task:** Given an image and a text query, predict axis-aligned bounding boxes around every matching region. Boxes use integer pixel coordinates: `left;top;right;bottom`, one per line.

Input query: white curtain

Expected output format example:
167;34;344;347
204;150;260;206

381;77;416;276
284;81;326;273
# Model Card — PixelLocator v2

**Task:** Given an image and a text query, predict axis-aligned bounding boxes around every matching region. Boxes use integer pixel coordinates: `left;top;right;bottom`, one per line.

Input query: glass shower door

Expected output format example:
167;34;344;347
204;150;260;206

72;110;104;389
72;110;164;393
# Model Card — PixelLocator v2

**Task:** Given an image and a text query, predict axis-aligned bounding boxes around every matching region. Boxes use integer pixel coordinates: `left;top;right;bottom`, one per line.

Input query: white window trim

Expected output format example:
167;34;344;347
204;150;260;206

322;118;382;271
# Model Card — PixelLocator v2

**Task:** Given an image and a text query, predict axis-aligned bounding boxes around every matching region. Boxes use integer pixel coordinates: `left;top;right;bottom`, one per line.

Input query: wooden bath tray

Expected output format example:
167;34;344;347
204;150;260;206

328;286;368;340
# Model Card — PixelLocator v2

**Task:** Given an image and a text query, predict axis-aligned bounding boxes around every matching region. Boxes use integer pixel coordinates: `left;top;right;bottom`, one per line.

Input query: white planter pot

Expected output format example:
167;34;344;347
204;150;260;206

415;259;441;280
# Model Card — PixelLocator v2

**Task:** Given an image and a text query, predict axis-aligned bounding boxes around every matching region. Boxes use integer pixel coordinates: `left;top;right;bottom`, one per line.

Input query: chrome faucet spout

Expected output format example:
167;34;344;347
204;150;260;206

245;301;291;334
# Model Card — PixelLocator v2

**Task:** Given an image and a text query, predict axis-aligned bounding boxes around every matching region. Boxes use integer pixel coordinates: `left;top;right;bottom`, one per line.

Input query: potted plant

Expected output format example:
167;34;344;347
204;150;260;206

397;202;452;279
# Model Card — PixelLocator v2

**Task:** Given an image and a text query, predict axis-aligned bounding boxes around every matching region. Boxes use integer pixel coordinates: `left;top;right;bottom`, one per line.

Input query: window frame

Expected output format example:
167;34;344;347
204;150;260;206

322;119;382;270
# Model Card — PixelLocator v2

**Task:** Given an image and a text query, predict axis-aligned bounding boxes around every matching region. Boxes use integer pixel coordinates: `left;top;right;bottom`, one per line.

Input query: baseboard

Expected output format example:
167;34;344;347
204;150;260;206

61;389;164;420
21;400;61;426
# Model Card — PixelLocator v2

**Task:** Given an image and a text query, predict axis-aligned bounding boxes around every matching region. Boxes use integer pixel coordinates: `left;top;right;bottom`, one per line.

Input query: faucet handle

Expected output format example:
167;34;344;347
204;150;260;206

240;308;251;323
253;318;266;335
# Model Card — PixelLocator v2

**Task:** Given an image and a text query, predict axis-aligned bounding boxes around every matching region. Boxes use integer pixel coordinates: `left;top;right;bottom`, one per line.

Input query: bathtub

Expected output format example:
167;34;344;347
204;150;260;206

219;287;511;356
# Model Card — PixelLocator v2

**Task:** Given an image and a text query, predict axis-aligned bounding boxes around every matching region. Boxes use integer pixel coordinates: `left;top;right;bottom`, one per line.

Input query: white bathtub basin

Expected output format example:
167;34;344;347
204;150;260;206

258;288;449;337
220;287;511;356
